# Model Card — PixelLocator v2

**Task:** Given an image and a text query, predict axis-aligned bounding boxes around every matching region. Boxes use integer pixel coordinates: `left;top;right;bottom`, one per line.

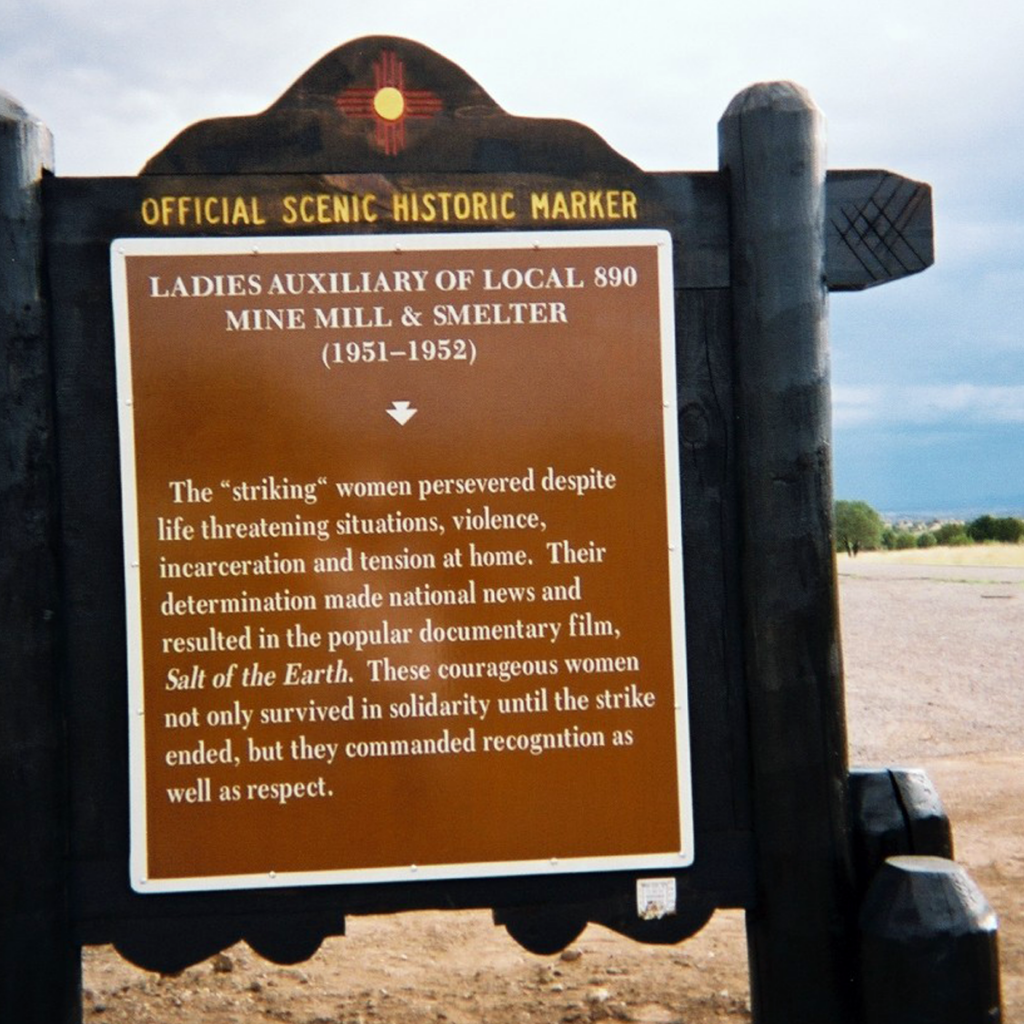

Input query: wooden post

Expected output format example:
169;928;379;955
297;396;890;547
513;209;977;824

0;93;80;1023
719;83;856;1023
850;768;953;894
860;856;1002;1023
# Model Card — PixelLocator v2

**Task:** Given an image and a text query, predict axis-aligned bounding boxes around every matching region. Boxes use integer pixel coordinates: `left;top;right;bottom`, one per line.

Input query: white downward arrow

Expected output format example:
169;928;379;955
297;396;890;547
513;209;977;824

387;401;418;426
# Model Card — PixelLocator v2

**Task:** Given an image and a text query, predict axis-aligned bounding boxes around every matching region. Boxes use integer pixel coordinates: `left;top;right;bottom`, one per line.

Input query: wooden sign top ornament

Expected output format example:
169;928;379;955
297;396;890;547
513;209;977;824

144;36;639;176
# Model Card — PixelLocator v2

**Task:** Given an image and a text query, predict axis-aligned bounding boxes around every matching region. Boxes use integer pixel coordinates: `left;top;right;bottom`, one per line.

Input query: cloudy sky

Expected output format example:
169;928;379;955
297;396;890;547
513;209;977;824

6;0;1023;515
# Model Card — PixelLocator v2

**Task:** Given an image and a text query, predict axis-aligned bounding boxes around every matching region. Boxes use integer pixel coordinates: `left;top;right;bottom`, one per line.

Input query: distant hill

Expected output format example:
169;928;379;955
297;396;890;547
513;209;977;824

880;503;1024;523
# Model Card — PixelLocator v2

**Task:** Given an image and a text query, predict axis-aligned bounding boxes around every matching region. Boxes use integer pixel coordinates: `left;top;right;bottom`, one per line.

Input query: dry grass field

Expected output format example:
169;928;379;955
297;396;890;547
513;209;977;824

842;542;1024;567
81;546;1023;1023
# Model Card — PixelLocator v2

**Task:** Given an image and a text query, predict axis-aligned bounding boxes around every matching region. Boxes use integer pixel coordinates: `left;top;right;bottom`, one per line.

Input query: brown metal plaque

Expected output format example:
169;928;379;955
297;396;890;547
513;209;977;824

111;230;691;893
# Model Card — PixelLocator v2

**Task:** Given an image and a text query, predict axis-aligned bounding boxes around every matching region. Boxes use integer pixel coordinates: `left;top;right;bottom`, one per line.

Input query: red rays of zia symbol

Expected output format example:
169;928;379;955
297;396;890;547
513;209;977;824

335;51;443;156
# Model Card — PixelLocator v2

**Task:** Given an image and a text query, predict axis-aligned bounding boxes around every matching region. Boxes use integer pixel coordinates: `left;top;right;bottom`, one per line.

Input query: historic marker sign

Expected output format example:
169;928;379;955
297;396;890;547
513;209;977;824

111;230;692;893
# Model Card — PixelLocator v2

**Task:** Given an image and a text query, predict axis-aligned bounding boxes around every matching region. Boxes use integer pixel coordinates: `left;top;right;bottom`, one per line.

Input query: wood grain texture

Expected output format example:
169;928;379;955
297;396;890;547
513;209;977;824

826;170;934;290
719;81;857;1024
0;93;80;1023
860;857;1002;1023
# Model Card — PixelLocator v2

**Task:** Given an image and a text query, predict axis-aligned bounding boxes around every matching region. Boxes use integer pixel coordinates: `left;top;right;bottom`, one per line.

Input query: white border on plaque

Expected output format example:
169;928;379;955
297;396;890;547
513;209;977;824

111;229;692;893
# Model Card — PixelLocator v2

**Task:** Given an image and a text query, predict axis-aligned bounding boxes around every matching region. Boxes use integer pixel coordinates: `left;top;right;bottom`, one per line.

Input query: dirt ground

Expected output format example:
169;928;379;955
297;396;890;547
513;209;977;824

82;551;1023;1023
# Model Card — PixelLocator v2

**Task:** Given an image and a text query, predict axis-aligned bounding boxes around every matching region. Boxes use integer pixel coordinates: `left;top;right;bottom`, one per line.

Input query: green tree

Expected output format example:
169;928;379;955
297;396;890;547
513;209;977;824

993;517;1024;543
834;500;885;555
968;515;1024;543
934;522;971;546
968;515;998;542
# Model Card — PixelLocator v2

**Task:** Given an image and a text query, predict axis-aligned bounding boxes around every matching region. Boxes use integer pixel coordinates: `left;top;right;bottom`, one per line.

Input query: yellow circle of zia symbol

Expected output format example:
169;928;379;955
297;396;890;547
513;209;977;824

373;87;405;122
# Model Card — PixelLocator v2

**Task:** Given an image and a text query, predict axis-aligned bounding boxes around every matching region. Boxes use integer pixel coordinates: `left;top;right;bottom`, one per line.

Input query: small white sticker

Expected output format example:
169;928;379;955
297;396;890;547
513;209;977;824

637;877;677;920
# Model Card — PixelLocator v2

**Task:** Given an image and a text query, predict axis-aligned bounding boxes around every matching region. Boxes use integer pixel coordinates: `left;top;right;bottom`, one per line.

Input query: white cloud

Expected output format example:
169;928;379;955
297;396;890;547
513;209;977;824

833;384;1024;427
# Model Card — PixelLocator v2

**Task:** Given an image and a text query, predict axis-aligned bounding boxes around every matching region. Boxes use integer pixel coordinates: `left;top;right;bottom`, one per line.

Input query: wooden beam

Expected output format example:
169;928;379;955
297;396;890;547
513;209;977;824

826;170;934;290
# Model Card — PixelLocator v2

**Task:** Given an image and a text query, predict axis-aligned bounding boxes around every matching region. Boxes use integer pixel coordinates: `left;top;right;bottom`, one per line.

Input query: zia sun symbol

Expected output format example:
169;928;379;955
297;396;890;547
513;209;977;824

335;51;443;156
